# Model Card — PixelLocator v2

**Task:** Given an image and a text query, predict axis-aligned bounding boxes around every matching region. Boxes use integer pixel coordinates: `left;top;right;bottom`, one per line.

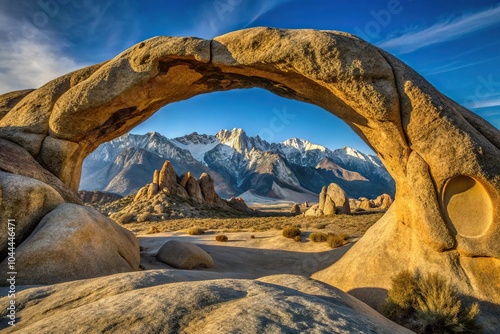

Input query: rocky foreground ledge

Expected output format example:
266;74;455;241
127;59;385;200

0;271;411;333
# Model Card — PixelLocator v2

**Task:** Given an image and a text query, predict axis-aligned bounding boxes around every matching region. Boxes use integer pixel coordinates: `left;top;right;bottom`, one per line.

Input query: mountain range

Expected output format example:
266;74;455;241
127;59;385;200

80;129;395;203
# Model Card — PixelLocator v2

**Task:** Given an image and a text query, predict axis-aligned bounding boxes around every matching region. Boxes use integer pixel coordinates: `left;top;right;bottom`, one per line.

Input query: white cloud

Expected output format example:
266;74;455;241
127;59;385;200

378;4;500;54
182;0;291;39
0;13;85;94
467;98;500;109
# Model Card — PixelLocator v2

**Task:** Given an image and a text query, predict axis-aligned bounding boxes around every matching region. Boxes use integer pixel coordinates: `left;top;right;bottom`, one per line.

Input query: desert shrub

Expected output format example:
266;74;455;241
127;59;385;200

293;235;301;242
384;270;481;334
315;223;327;229
147;226;160;234
215;235;228;242
326;233;348;248
187;227;205;235
282;226;301;239
309;232;328;242
250;235;256;239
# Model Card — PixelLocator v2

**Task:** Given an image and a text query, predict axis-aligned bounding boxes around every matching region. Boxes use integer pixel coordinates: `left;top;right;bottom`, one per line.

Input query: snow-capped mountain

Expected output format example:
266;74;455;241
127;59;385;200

80;128;395;201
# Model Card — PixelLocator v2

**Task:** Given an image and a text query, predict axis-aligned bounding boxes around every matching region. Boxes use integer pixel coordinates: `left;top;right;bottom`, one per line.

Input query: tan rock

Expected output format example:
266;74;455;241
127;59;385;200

359;199;373;211
305;204;324;217
0;138;80;203
323;196;336;216
0;171;64;261
134;185;148;201
0;89;34;121
158;161;177;195
184;174;203;204
373;193;392;210
0;203;140;285
152;169;159;184
156;240;214;269
326;183;350;214
147;182;159;199
198;172;217;205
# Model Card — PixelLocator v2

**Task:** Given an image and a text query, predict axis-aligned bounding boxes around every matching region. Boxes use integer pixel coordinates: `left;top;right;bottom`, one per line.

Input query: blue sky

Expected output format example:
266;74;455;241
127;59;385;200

1;0;499;153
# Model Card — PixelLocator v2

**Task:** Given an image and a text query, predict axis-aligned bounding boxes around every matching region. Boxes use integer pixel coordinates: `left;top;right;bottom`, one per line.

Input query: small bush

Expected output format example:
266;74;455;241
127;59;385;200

309;232;328;242
326;233;348;248
215;235;228;242
187;227;205;235
293;235;301;242
282;226;301;239
384;270;481;334
250;235;256;239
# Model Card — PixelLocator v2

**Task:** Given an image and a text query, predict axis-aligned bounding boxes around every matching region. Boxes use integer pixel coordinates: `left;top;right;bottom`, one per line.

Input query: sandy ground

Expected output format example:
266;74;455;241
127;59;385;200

140;230;353;279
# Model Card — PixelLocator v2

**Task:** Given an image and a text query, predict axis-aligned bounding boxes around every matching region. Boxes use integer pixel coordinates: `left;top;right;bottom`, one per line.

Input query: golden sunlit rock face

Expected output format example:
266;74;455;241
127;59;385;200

0;27;498;329
443;175;492;238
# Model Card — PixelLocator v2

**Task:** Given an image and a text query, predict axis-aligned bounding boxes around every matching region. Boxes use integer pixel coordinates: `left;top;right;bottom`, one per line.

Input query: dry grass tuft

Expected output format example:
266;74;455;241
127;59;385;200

309;232;328;242
326;233;348;248
293;235;301;242
282;226;301;239
187;227;205;235
384;270;481;334
215;235;228;242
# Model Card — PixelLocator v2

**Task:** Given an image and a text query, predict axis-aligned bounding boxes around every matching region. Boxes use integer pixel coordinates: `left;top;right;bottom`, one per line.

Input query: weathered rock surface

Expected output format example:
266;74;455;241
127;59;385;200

0;171;64;260
0;89;34;121
0;27;497;327
198;173;217;206
312;205;500;333
0;270;412;333
304;204;323;217
0;203;140;285
158;161;177;194
0;138;81;203
156;240;214;269
306;183;350;216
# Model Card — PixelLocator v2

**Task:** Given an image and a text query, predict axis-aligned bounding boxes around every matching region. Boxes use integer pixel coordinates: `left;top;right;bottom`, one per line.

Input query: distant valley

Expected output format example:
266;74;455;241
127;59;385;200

80;129;395;203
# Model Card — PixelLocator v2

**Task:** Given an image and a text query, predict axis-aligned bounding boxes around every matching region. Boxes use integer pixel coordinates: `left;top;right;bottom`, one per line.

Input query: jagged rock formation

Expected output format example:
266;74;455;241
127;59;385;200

0;27;498;329
305;183;351;216
135;160;236;209
111;160;252;221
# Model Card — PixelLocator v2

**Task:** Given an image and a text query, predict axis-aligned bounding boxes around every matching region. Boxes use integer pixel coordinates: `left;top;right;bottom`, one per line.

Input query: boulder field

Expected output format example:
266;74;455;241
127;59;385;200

0;27;498;330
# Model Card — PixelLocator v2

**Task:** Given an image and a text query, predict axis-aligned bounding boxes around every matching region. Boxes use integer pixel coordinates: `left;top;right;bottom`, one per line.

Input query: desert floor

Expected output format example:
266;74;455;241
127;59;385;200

137;211;384;279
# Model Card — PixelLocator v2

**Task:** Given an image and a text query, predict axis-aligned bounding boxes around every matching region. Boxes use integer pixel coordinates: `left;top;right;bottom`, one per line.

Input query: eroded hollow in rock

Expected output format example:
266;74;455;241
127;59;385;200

443;175;493;237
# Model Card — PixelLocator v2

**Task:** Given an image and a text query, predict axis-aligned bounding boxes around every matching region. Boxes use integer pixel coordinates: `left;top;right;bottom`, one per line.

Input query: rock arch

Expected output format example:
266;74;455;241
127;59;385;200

0;28;499;312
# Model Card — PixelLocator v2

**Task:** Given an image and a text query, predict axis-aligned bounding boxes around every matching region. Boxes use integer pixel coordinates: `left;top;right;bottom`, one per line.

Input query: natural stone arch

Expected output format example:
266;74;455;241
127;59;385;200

0;28;499;314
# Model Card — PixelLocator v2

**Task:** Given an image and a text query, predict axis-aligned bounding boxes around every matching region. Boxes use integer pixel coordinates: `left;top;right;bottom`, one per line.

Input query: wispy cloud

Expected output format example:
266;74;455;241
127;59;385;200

378;4;500;54
424;55;500;76
0;12;86;94
467;98;500;109
181;0;291;39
